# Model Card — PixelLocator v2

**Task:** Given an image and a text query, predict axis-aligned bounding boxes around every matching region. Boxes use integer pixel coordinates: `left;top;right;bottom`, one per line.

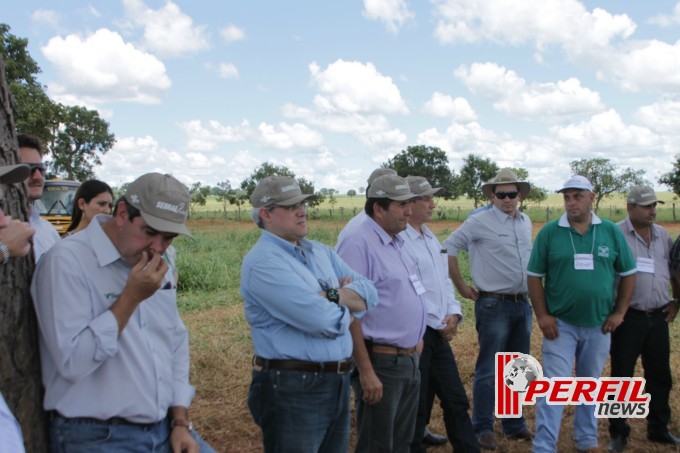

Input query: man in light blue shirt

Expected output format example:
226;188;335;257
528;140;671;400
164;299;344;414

241;175;377;453
32;173;213;452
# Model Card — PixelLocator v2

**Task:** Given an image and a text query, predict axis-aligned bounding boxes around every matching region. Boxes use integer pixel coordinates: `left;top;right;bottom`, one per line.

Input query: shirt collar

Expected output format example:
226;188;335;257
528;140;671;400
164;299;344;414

260;229;313;256
366;216;404;246
404;223;433;240
623;216;659;240
558;211;602;228
86;215;123;267
490;204;522;222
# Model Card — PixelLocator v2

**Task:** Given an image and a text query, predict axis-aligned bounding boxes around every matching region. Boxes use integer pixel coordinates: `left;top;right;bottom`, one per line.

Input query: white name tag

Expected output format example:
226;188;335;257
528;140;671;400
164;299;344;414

636;257;654;274
574;253;594;270
409;274;426;295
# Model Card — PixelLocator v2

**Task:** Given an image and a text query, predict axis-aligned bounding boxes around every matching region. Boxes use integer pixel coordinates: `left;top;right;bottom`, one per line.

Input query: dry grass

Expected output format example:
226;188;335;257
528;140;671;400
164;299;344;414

183;221;680;453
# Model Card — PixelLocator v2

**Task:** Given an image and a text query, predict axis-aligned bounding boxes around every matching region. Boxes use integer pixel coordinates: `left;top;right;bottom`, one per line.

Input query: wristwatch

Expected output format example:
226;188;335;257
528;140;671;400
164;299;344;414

171;418;193;432
318;279;340;304
0;241;9;265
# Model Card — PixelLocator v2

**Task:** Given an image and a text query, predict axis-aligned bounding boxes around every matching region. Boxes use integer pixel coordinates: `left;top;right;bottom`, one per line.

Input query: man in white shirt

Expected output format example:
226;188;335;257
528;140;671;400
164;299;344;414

32;173;214;452
17;135;59;261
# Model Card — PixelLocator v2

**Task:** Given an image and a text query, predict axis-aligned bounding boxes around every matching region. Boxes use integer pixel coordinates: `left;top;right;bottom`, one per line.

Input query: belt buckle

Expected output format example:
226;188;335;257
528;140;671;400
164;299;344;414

336;360;343;373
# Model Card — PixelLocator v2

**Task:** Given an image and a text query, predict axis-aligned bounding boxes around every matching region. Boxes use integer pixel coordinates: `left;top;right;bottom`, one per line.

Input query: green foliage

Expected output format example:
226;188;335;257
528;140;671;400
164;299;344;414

51;105;115;180
458;154;499;208
1;23;115;181
383;145;458;199
524;185;548;207
659;155;680;196
569;158;648;213
347;189;357;197
240;161;323;207
189;182;211;214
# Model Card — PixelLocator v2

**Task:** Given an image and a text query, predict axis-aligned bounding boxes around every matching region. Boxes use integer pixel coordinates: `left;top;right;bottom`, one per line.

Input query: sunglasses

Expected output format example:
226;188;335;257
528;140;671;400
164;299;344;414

28;163;46;176
494;191;518;200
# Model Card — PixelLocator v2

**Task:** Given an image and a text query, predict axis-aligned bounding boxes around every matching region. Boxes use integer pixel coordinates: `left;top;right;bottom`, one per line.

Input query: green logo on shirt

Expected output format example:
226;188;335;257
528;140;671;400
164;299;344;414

598;246;609;258
104;292;121;300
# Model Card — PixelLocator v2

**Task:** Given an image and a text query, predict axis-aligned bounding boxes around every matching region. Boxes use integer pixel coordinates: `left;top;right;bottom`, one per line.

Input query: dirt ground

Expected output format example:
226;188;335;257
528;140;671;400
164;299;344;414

183;219;680;452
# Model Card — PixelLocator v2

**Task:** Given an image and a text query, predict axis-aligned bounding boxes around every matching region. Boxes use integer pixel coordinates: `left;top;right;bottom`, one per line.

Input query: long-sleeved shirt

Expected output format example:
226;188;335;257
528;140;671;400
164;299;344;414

618;217;672;311
335;210;368;249
241;229;378;362
29;205;60;262
337;217;426;348
0;392;24;453
31;216;194;423
443;205;532;294
401;224;461;329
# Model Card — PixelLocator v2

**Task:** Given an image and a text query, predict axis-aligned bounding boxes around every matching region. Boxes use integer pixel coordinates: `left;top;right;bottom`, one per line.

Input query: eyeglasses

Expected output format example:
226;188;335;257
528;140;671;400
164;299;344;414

27;163;46;176
494;191;518;200
275;201;309;212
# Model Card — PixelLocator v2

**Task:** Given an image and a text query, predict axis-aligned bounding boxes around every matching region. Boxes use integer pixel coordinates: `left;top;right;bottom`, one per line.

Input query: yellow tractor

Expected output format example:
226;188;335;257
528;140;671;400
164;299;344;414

35;179;80;235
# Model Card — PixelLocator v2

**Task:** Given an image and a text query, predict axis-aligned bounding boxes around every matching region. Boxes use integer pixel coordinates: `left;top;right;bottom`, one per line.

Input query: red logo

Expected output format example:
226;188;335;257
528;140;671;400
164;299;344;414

495;353;650;419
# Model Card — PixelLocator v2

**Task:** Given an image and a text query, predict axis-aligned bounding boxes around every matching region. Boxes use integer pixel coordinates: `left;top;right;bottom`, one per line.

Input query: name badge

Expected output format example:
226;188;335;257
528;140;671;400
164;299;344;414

409;274;426;295
636;257;654;273
574;253;594;270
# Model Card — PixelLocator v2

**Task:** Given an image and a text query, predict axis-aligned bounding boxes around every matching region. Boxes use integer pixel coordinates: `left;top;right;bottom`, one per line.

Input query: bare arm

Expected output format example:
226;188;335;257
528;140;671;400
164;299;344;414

604;274;635;333
349;319;382;405
448;255;478;301
528;276;558;340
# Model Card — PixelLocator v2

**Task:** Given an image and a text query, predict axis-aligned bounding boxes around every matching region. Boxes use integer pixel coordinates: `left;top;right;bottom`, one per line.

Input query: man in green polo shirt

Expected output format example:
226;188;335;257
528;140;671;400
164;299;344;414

527;175;636;453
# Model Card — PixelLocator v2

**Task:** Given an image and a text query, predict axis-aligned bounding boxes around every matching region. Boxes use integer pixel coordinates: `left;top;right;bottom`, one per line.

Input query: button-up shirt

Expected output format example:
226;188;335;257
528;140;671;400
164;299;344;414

336;210;368;248
443;205;532;294
29;205;60;262
402;224;461;329
241;229;378;362
0;392;24;453
337;217;426;348
617;217;672;311
31;216;194;423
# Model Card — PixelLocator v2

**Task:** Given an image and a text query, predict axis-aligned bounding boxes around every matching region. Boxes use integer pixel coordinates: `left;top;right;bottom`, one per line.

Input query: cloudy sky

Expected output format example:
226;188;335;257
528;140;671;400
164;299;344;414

6;0;680;192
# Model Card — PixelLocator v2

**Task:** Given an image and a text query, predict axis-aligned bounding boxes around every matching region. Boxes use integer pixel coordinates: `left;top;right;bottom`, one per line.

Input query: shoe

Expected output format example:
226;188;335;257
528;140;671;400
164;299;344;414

647;431;680;444
607;433;627;452
476;433;497;450
507;428;534;441
423;427;447;446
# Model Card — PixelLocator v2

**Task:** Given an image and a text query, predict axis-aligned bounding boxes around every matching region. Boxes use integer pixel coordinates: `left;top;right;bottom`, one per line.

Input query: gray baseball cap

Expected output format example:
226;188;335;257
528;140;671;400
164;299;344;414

124;173;193;239
0;164;30;184
627;185;664;206
406;175;442;196
367;174;416;201
367;168;397;186
251;175;317;208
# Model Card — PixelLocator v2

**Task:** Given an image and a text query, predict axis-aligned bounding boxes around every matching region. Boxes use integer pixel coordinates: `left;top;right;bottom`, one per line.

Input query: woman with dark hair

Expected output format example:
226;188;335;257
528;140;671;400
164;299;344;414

64;180;113;236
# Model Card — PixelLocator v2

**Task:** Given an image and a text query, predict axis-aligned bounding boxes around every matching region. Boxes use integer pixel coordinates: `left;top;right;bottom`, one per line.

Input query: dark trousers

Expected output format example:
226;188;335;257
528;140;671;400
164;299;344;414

411;327;479;452
609;309;673;437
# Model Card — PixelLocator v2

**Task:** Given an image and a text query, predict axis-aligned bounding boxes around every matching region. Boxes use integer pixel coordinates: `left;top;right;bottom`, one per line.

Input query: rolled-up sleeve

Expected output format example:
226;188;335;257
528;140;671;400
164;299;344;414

329;249;378;317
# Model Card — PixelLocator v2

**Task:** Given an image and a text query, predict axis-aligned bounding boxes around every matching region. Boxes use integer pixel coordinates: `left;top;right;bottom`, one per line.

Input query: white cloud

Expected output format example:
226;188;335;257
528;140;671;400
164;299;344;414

362;0;415;33
258;122;324;150
32;9;60;28
220;24;246;43
218;63;239;79
648;2;680;27
87;5;102;18
122;0;209;57
41;28;171;105
309;59;409;114
454;62;605;120
635;98;680;135
422;92;477;122
600;40;680;92
178;119;252;151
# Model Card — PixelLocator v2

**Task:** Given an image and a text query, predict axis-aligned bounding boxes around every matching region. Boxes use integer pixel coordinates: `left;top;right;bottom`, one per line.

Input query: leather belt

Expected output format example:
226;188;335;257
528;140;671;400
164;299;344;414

478;291;528;302
51;411;159;429
367;343;417;355
253;356;354;373
627;306;666;317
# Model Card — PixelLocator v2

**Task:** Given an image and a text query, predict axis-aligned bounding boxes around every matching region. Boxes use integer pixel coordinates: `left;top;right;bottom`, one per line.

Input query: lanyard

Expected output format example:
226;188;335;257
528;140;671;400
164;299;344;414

568;224;596;255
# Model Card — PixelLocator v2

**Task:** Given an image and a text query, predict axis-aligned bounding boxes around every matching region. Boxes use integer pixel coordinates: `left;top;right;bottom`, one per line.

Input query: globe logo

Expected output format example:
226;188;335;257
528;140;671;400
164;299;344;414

503;354;543;393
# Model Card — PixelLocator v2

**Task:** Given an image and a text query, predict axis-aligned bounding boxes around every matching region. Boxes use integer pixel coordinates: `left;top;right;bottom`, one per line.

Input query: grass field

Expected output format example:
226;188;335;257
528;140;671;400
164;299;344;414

177;216;680;453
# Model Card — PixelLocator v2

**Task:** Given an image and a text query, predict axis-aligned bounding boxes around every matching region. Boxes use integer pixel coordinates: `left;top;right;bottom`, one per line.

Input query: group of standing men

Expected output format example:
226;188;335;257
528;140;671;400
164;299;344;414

242;166;680;453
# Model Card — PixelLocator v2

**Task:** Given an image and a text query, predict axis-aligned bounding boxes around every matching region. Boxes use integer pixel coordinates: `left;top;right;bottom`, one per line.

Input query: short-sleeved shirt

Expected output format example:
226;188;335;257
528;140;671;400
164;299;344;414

527;212;637;327
337;217;426;349
617;217;672;311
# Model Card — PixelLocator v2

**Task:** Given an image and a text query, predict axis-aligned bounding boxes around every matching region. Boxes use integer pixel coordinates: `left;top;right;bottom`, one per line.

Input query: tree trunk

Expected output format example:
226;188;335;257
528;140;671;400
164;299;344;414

0;53;49;452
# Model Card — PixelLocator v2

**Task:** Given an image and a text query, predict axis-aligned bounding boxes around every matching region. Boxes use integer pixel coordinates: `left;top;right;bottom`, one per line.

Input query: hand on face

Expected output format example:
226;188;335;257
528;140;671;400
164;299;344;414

124;251;169;303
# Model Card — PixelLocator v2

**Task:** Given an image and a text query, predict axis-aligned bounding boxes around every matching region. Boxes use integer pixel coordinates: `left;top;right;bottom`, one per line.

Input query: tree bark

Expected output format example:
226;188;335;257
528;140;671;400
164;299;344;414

0;52;48;452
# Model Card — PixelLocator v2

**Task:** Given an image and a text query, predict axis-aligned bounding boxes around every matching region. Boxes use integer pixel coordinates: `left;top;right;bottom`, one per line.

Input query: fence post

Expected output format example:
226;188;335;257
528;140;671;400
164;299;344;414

456;207;460;221
545;207;550;222
674;203;676;221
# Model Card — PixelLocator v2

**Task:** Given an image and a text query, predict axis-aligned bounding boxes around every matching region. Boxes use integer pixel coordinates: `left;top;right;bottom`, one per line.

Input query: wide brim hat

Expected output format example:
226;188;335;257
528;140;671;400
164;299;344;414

0;164;30;184
481;168;531;199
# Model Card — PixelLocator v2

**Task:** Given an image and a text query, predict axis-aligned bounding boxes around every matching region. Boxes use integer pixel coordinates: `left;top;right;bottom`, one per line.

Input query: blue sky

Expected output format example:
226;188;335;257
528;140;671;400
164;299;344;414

5;0;680;193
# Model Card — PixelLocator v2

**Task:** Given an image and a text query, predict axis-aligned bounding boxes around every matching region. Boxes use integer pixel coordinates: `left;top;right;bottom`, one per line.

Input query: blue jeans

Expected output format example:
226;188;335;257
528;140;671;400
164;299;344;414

473;295;532;436
49;413;214;453
532;319;610;453
353;353;420;453
248;368;351;453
